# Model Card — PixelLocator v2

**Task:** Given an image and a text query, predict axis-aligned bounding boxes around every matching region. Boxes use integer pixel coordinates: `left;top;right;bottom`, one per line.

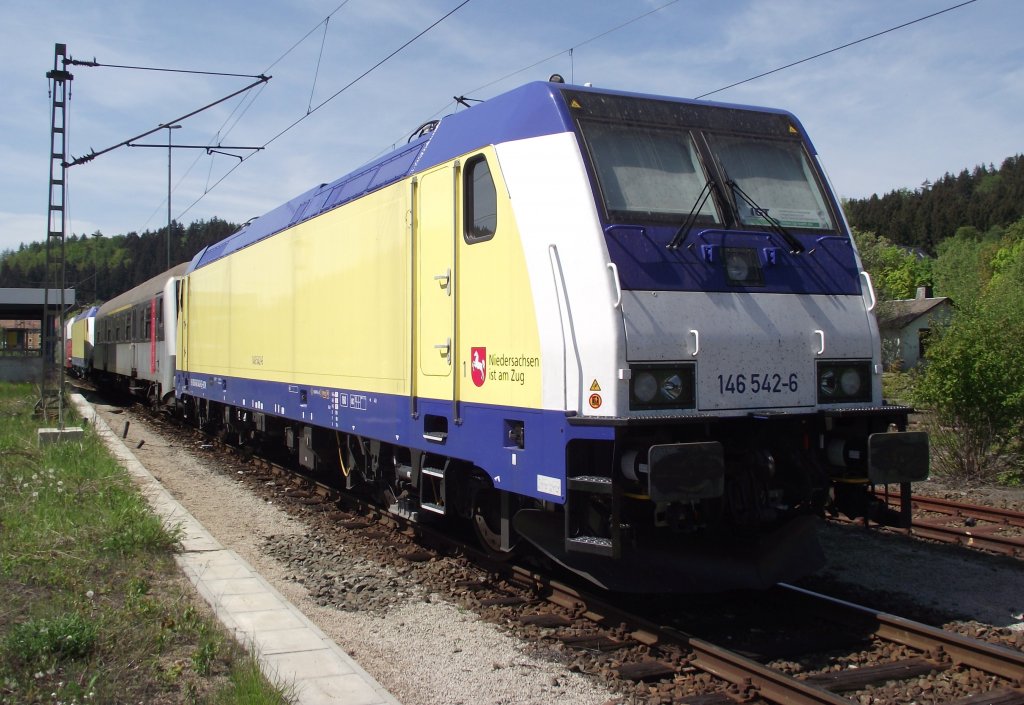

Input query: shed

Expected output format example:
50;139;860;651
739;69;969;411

874;287;952;371
0;287;76;382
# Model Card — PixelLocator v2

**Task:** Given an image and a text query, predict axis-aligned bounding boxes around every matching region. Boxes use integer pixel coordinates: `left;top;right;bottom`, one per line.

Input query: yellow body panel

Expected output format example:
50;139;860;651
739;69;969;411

179;146;542;409
181;182;409;395
71;318;88;360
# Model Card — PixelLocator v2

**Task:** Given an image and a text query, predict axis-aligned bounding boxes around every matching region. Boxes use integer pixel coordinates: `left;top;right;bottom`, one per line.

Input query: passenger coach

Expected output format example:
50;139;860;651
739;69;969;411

94;263;186;401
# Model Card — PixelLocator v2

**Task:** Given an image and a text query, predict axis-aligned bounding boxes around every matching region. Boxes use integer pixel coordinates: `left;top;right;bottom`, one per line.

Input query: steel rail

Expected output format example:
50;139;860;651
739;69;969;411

680;636;854;705
875;492;1024;527
870;491;1024;558
533;580;854;705
904;521;1024;557
781;584;1024;683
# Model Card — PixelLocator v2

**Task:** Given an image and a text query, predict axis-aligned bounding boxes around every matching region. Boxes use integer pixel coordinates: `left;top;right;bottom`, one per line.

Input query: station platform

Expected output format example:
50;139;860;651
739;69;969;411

70;394;401;705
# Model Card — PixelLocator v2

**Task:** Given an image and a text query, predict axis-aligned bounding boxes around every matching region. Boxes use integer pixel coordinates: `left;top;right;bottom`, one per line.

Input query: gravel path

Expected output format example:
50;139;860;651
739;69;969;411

93;402;621;705
91;399;1024;705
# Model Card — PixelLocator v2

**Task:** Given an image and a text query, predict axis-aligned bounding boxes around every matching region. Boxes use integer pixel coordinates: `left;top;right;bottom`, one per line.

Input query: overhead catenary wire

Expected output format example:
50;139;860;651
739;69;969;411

694;0;979;99
273;0;473;146
308;16;331;114
65;76;269;167
460;0;682;102
175;0;473;222
135;0;353;231
371;0;683;157
65;57;264;79
262;0;351;75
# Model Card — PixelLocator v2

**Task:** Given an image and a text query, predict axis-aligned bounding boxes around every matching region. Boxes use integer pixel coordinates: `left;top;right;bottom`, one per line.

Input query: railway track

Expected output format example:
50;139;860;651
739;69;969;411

110;397;1024;704
870;490;1024;558
241;454;1024;705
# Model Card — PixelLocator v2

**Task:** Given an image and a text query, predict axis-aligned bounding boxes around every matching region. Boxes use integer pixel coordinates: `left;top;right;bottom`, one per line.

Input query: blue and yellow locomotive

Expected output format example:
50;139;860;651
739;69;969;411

170;81;928;591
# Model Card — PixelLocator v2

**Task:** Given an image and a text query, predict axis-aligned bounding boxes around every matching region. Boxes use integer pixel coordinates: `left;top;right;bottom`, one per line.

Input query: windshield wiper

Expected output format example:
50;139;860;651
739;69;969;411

666;178;717;250
726;179;805;254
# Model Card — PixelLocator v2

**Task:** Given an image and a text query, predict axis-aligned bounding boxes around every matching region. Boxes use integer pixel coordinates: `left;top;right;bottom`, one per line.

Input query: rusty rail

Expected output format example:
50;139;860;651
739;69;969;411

781;584;1024;683
871;491;1024;558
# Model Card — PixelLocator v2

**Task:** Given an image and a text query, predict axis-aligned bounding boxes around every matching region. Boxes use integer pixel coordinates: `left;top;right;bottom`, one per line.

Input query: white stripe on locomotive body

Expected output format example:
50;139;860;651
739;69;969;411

494;132;624;416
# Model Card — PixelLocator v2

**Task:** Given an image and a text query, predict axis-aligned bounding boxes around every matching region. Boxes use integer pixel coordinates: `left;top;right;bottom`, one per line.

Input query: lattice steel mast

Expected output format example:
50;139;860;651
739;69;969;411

39;43;73;422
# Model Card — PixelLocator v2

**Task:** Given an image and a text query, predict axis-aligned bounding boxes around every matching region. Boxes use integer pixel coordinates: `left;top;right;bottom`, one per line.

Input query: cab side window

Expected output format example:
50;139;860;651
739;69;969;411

464;155;497;242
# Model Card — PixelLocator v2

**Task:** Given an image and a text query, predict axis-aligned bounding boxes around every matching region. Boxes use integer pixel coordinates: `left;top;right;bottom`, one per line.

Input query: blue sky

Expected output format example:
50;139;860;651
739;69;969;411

1;0;1021;254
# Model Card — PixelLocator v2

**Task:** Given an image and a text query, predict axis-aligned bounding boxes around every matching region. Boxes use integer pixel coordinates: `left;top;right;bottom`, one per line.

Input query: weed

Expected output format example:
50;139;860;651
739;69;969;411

208;657;295;705
192;625;222;676
2;611;97;670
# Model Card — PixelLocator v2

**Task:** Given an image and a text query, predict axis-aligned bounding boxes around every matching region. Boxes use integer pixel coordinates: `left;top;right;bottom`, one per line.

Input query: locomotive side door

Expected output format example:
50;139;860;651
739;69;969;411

177;276;189;377
414;163;457;400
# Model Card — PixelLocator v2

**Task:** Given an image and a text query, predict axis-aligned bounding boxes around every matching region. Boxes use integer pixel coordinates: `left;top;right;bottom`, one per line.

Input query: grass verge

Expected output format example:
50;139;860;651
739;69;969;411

0;384;290;705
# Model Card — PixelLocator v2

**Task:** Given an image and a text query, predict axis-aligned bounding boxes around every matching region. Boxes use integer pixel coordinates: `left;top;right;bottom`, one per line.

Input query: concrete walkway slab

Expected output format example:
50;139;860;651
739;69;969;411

71;394;400;705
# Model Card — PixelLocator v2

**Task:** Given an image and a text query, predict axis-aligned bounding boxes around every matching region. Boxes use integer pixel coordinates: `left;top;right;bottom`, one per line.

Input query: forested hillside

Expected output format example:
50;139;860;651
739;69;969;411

844;154;1024;253
0;218;238;304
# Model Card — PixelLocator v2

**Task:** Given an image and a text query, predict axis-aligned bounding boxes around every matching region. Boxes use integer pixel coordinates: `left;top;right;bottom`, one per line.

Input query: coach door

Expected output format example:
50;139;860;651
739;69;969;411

413;163;458;406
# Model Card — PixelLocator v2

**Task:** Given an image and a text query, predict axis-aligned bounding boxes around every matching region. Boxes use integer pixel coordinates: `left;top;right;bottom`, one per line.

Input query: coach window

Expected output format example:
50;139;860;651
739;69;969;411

464;155;497;242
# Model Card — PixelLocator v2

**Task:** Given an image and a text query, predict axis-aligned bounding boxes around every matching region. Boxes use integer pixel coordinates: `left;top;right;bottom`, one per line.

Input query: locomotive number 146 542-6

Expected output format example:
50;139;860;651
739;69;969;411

717;372;798;395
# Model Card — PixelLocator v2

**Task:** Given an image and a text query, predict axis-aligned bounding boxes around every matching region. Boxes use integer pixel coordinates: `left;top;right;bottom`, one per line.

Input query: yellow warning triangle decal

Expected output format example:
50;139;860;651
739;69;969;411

570;99;582;109
590;380;601;392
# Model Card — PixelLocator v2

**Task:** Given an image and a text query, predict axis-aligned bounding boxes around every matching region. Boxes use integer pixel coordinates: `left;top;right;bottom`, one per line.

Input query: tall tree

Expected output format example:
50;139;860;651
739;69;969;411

845;154;1024;253
914;216;1024;483
851;229;931;301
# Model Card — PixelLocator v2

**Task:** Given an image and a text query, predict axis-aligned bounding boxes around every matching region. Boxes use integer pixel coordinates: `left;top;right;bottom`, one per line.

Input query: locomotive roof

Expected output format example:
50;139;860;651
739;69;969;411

73;306;99;322
187;81;807;273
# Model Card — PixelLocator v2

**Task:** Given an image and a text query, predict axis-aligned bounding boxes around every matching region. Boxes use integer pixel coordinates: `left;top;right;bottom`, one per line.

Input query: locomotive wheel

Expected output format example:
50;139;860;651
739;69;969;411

472;486;516;558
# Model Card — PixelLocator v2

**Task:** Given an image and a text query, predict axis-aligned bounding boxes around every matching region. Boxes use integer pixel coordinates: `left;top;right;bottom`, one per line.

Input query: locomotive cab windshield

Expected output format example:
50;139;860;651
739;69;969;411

567;88;840;251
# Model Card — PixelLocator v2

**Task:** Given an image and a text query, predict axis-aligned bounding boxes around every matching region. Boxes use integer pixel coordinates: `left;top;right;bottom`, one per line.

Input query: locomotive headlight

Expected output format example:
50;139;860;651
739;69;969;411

816;361;871;403
630;364;696;410
633;372;659;403
660;374;684;401
723;247;764;286
839;368;862;396
725;253;749;281
818;369;837;397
